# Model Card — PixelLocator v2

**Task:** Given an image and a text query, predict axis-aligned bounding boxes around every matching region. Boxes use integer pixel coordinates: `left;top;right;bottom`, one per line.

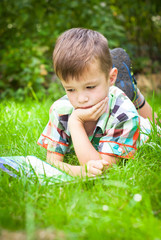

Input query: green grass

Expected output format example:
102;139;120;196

0;94;161;240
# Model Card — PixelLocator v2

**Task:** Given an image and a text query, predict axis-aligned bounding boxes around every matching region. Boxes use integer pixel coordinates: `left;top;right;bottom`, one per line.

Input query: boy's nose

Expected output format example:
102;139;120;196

77;93;88;103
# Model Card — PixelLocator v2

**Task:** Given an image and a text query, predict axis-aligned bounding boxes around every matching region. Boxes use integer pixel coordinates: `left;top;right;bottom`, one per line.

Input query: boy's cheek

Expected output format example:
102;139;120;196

68;98;77;109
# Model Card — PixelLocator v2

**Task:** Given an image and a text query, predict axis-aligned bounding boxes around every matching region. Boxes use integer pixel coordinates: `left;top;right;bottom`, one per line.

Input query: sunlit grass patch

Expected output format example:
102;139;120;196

0;95;161;239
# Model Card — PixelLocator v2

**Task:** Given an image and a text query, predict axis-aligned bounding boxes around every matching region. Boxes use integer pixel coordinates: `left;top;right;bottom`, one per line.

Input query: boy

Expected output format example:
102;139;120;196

38;28;152;177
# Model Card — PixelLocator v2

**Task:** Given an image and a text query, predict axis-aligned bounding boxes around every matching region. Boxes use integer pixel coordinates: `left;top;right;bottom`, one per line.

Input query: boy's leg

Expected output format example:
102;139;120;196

135;89;158;121
136;100;158;121
133;88;145;110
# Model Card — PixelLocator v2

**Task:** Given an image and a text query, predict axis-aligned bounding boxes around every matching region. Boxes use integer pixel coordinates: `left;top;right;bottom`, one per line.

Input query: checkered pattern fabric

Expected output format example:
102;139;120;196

37;86;151;159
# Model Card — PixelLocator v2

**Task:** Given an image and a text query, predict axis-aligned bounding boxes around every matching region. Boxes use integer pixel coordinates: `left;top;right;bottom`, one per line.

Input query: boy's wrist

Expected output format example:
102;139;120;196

70;165;87;177
68;112;84;130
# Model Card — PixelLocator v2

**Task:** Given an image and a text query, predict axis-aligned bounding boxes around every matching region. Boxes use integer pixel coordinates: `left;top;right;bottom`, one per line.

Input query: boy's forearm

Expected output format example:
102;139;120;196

47;152;84;177
54;160;83;177
69;121;101;165
69;120;120;166
68;98;109;165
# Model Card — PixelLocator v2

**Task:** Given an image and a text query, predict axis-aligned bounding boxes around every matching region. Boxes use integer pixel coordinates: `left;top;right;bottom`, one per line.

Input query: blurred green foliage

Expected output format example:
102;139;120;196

0;0;161;100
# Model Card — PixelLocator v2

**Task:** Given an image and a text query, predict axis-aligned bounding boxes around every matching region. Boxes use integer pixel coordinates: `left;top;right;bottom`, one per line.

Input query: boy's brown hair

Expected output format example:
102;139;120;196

53;28;112;81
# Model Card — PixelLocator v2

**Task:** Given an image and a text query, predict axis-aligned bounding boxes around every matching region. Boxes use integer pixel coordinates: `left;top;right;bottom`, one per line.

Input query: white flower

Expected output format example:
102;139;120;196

133;194;142;202
102;205;109;211
27;112;31;117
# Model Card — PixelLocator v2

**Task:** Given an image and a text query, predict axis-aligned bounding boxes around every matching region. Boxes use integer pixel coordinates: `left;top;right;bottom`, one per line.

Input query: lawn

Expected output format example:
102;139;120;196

0;93;161;240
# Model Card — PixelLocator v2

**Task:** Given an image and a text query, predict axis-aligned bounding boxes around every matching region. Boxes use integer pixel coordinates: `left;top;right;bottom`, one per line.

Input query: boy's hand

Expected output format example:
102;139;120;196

69;97;108;125
81;159;109;177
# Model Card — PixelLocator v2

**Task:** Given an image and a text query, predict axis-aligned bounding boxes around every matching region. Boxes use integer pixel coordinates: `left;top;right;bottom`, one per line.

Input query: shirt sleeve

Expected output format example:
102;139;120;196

37;106;70;156
98;115;140;158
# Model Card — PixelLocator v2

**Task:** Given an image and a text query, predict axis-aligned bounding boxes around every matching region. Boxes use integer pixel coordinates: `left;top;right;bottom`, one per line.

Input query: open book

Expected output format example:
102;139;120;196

0;156;73;184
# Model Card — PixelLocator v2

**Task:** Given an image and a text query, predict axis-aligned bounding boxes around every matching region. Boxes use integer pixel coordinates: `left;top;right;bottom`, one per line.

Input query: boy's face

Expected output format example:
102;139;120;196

61;60;116;110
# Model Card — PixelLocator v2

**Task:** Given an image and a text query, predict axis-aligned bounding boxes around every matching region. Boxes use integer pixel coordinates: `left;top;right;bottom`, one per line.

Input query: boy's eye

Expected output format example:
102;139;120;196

86;86;95;89
66;89;75;92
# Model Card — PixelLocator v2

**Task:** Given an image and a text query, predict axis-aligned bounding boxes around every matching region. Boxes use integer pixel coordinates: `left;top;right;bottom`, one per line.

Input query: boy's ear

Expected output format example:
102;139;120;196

109;68;118;86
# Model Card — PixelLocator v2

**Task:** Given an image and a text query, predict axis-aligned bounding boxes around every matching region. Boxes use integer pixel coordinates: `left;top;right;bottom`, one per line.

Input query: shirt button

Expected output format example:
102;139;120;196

118;147;122;153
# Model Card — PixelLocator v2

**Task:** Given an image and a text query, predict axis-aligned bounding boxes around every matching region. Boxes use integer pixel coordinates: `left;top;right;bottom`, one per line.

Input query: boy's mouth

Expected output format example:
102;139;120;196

77;105;93;109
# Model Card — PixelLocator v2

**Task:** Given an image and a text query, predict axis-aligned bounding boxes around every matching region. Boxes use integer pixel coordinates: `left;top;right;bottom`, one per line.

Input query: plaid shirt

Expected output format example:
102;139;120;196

37;86;151;159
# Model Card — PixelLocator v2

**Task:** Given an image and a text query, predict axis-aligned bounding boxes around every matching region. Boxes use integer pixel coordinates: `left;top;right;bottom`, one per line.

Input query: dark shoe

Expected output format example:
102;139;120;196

110;48;137;101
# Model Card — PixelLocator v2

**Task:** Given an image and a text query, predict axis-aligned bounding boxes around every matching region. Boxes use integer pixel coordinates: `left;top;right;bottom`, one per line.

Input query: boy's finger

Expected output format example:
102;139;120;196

91;161;104;170
91;101;108;118
94;97;108;110
88;165;102;175
101;160;110;166
91;168;102;175
100;159;110;167
96;98;108;112
87;173;96;177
